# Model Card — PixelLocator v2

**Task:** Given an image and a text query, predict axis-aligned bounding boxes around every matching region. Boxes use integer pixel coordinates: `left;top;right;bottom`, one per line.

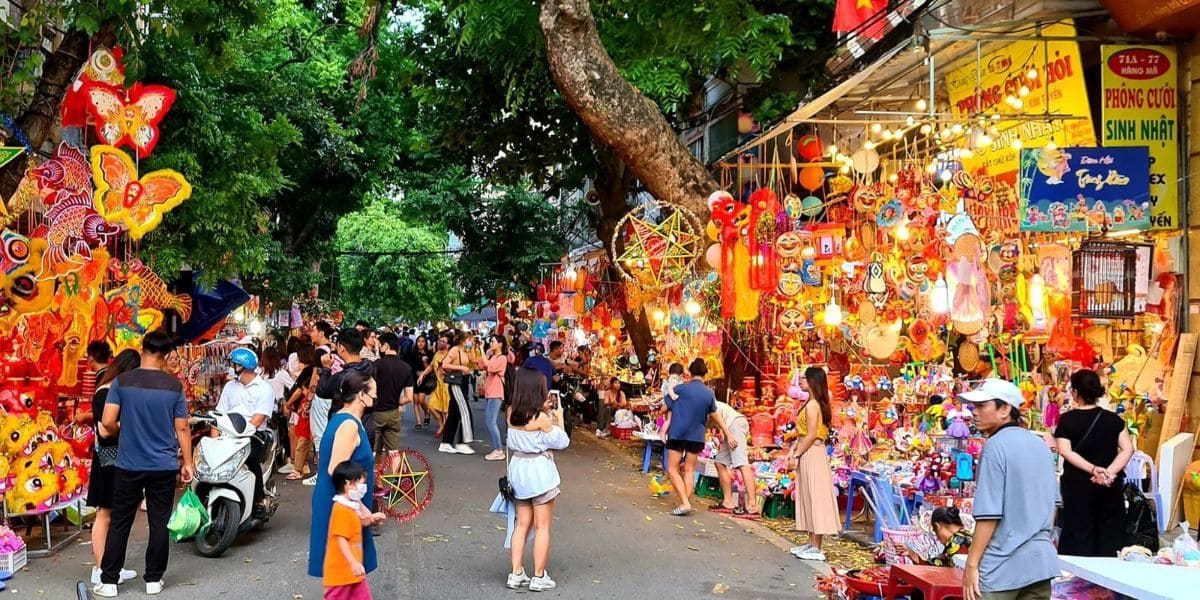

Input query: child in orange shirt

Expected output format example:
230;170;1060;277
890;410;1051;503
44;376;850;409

324;461;381;600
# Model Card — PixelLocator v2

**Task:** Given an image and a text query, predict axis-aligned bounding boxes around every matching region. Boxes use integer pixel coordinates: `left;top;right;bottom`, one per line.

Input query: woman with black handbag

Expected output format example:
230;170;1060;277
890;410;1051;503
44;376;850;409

86;349;142;587
1054;369;1134;557
438;331;478;455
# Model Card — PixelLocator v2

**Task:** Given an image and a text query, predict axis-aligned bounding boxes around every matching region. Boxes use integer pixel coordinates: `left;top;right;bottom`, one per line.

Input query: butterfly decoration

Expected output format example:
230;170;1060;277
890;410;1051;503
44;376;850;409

62;46;127;128
84;81;176;158
90;145;192;240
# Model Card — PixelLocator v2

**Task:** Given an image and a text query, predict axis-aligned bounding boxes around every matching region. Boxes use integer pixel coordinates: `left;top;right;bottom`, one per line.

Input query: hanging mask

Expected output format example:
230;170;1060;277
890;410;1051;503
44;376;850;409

865;260;887;295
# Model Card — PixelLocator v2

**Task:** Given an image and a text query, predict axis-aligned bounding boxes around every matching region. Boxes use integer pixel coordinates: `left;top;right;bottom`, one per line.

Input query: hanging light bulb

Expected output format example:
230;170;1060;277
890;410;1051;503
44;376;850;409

1027;67;1039;80
888;173;899;183
991;114;1002;120
951;123;963;135
919;124;933;135
863;140;875;150
1018;85;1030;97
926;161;938;174
906;115;916;127
939;128;952;139
960;147;974;158
939;170;952;182
915;98;928;111
931;275;950;314
1011;98;1023;110
1045;140;1057;150
685;300;701;316
824;299;842;327
895;219;911;241
840;164;851;174
827;144;839;156
881;129;894;140
1012;139;1023;150
979;133;992;146
652;309;666;323
871;123;882;134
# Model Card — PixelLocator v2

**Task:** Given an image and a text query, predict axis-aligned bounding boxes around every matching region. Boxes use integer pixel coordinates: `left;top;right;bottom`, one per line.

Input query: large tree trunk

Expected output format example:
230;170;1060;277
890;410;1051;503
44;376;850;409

593;141;654;365
540;0;717;218
0;23;115;199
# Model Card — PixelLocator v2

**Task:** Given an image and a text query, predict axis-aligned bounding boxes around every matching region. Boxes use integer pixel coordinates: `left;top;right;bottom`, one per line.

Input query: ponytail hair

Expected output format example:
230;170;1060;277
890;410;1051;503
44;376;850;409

329;368;373;419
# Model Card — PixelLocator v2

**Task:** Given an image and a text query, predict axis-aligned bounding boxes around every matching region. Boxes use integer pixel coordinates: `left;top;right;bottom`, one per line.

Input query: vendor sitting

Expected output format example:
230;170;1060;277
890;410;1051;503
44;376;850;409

896;507;972;566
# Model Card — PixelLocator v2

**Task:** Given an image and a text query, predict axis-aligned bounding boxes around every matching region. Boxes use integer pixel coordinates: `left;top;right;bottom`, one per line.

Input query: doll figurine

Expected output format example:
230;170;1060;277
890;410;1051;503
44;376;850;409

945;399;972;439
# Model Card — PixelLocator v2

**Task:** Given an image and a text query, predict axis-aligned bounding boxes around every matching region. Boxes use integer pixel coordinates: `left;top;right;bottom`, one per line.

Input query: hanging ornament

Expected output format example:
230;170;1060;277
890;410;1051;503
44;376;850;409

83;82;177;158
800;196;823;217
851;148;880;175
611;200;702;291
799;166;824;191
90;145;192;240
796;134;823;161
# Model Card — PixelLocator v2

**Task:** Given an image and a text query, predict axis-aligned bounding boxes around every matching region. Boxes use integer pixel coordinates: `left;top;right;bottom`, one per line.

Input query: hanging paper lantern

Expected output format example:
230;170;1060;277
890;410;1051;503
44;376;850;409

796;134;823;161
536;283;548;302
737;112;755;134
851;148;880;174
705;244;721;270
799;166;824;191
801;196;823;217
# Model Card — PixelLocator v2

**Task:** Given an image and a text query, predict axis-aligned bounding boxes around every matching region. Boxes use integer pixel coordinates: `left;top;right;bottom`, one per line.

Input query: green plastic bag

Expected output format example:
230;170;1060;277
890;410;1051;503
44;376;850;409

168;488;211;543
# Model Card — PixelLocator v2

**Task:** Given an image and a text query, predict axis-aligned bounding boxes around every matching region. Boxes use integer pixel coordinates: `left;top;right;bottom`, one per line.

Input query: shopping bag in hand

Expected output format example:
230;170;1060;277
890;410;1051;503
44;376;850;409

168;488;211;542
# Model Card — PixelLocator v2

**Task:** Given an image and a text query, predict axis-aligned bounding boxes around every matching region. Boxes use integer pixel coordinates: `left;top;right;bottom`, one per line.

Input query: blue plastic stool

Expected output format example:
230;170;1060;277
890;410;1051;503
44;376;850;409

641;439;667;473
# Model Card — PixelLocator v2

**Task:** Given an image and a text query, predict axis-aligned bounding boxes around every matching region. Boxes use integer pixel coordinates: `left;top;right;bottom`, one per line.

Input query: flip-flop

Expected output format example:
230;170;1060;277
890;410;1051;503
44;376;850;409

732;508;760;520
671;507;695;517
708;505;734;514
415;423;423;430
286;472;304;480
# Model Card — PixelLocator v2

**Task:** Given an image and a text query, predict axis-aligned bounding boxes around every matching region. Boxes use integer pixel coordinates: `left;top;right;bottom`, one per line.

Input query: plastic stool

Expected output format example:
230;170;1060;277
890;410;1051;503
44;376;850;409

642;439;667;473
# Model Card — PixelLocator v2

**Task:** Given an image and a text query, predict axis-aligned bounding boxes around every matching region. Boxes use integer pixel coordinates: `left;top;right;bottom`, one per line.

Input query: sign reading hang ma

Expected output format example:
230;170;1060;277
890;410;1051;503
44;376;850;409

1018;147;1151;232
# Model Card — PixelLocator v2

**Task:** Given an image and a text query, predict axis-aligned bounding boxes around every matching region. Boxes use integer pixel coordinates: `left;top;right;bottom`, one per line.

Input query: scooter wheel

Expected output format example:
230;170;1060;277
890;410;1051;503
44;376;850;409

195;497;240;557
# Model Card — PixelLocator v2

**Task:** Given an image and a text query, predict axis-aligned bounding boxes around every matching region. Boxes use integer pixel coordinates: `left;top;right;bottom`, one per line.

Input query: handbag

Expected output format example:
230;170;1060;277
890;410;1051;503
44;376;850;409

498;447;517;502
95;438;119;468
444;348;468;386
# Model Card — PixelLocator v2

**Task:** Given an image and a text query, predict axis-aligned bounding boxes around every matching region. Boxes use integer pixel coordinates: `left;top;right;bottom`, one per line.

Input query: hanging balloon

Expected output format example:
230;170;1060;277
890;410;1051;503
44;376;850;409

705;244;722;269
796;134;823;161
851;148;880;174
737;112;755;134
799;166;824;191
801;196;823;217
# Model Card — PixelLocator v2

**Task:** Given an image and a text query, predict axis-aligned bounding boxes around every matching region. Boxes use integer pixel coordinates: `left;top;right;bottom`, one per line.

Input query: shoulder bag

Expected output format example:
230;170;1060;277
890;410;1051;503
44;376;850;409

498;445;517;502
444;348;468;386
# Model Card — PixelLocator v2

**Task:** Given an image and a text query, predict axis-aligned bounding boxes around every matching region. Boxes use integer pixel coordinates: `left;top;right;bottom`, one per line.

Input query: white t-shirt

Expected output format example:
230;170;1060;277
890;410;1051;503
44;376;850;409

266;369;295;401
216;376;275;430
713;401;745;426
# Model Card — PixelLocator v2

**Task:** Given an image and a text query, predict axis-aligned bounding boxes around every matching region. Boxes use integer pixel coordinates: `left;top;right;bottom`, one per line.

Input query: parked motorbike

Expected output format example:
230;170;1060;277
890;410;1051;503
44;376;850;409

190;411;279;557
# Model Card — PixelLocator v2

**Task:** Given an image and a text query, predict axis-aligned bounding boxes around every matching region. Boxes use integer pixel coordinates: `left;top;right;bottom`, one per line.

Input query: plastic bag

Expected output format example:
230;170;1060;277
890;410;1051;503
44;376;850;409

168;488;211;543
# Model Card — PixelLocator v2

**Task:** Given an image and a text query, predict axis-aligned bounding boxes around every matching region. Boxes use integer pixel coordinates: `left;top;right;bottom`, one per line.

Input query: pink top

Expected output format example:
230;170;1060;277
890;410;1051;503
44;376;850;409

484;354;508;399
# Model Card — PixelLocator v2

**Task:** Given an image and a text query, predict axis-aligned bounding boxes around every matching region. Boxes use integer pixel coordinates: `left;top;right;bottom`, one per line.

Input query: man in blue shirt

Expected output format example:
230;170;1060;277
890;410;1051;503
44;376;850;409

95;331;193;598
523;342;555;388
663;358;716;516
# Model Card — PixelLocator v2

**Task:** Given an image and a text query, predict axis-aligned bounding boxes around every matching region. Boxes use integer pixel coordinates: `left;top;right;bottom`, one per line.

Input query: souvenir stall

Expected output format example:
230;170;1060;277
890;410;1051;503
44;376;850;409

0;46;198;557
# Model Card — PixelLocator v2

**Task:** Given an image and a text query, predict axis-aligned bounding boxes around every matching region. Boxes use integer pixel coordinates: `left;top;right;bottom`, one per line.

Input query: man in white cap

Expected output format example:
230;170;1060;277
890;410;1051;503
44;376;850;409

957;378;1059;600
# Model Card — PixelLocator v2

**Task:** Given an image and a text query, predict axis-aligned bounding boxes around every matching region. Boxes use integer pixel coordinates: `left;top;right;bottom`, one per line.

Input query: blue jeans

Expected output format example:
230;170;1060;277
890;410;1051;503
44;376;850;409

485;397;504;450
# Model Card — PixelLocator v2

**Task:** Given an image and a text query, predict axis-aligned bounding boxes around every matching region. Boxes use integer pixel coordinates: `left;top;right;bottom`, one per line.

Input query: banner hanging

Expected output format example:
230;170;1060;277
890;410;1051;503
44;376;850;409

1018;147;1151;232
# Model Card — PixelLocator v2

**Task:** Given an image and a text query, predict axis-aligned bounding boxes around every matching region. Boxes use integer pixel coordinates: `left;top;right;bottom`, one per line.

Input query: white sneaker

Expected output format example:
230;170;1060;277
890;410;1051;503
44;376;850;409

454;444;475;455
438;443;459;454
91;566;138;585
484;450;505;461
594;429;608;438
797;549;827;561
277;463;295;474
302;474;318;486
146;579;164;595
92;583;117;598
506;569;531;589
789;544;814;557
529;571;556;592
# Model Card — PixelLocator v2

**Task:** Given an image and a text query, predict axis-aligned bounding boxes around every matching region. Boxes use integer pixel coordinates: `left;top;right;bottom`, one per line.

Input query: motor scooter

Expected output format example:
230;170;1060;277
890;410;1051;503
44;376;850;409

190;411;279;557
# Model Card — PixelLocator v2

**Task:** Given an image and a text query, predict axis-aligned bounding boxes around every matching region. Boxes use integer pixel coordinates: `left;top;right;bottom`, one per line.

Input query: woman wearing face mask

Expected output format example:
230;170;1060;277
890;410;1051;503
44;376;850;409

308;369;386;581
438;331;477;455
424;335;452;437
895;506;973;566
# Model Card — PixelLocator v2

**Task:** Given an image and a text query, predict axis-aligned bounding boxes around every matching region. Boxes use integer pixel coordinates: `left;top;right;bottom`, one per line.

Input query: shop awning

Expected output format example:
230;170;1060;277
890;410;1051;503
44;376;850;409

177;278;251;343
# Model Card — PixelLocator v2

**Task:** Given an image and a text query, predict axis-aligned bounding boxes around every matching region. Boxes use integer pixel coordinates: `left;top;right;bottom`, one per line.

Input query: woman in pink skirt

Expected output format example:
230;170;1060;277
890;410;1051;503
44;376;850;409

787;367;840;561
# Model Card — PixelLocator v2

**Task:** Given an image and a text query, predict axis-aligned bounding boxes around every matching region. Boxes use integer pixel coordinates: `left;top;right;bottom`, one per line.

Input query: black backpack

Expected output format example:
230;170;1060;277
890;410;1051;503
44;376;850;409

1124;482;1159;551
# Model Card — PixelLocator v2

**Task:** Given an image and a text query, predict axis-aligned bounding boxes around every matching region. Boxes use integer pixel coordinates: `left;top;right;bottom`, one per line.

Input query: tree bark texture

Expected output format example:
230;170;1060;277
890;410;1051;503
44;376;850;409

593;140;654;365
540;0;717;219
0;23;115;200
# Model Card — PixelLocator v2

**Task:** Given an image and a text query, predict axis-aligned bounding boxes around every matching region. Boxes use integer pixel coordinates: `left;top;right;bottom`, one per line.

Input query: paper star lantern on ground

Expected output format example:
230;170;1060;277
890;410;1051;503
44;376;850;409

611;200;702;290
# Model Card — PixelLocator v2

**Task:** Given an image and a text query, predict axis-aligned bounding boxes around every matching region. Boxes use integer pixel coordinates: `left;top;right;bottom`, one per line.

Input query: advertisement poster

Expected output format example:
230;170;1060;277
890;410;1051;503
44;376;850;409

1101;44;1178;229
1018;147;1150;232
945;21;1096;182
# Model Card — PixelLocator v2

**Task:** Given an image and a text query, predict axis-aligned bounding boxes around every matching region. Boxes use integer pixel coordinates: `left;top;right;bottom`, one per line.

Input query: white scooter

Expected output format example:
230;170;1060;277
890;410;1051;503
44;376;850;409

190;411;280;557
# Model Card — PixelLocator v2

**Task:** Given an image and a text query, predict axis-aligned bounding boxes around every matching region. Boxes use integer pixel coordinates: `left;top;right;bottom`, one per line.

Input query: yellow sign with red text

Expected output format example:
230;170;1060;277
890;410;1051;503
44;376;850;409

945;21;1095;183
1101;44;1179;230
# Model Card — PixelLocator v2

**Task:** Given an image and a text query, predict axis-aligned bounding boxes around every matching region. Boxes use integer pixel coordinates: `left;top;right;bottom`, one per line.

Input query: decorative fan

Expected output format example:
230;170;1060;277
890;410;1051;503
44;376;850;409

610;200;702;291
90;145;192;240
84;82;176;158
375;449;434;523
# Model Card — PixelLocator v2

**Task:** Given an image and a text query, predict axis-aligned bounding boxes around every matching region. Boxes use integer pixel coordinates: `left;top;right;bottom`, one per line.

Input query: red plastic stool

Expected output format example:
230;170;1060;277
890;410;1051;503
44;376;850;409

885;565;963;600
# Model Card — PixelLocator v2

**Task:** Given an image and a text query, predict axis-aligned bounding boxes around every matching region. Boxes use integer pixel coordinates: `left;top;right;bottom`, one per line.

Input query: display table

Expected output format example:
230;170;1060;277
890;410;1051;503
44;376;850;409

884;565;962;600
1058;555;1200;600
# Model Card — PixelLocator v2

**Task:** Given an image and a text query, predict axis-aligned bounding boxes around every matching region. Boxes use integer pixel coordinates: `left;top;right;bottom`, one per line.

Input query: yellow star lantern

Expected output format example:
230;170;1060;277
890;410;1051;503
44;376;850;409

611;200;702;290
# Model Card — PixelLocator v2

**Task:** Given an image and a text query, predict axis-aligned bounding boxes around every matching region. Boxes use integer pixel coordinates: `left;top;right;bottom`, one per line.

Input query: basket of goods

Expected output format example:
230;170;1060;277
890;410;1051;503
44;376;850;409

844;567;916;597
0;525;26;572
881;526;924;565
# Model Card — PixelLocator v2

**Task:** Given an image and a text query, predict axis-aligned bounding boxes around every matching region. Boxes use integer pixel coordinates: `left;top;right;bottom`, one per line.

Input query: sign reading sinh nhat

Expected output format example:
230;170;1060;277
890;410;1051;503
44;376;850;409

1101;45;1179;230
1018;147;1151;232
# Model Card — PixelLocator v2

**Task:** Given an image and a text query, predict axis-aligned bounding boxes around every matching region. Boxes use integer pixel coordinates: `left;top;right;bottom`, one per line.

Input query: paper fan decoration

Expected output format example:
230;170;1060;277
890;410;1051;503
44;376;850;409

611;200;702;291
90;145;192;240
84;81;176;158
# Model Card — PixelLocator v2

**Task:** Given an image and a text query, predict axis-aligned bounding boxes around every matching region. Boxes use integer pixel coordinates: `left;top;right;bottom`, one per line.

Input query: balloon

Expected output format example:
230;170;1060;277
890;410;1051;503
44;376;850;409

796;134;823;161
799;166;824;191
801;196;823;217
705;244;722;269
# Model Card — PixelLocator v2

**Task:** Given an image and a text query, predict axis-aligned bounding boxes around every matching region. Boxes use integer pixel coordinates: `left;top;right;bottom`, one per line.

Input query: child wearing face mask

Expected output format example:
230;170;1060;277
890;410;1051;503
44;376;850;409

325;460;382;600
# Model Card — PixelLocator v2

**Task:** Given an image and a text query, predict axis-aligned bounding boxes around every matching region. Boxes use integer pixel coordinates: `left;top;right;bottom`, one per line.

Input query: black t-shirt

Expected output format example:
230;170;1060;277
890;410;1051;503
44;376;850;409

1053;407;1126;481
92;387;118;448
374;355;415;412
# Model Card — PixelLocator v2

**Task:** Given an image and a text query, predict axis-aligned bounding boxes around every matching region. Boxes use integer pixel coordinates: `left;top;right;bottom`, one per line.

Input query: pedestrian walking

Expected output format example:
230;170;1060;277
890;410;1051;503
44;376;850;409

438;331;477;455
306;348;336;486
406;335;435;429
425;334;452;437
483;334;511;461
86;349;141;588
308;370;386;581
1055;369;1133;557
958;378;1060;600
285;366;318;480
500;366;570;592
788;367;839;561
323;460;383;600
663;358;716;516
94;331;194;598
373;332;414;456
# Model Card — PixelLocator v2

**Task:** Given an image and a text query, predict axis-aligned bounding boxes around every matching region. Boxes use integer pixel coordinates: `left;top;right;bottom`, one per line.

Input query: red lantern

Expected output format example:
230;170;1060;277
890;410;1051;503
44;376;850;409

536;283;548;302
550;303;560;314
796;134;823;161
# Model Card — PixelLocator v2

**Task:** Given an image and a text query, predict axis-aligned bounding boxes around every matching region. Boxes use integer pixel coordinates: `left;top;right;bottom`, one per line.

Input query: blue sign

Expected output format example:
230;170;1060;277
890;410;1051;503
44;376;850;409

1018;147;1151;232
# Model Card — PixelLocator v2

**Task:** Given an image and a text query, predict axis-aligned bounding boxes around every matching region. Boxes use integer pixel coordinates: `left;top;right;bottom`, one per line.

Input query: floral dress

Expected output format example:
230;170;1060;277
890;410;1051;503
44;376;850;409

927;530;972;566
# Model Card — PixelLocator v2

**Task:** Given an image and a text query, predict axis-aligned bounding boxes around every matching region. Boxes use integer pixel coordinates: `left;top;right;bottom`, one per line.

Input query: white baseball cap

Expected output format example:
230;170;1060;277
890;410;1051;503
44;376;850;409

958;378;1023;409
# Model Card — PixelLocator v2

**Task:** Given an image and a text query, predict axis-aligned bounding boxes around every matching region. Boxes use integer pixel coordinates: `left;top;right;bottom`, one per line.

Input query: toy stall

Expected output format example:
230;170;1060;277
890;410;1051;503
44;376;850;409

0;45;205;565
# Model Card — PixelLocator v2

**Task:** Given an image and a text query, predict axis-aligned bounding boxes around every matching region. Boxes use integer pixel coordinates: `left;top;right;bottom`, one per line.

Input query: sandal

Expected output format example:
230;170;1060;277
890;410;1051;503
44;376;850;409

732;507;760;520
670;506;695;517
286;471;304;480
708;504;734;514
415;423;423;430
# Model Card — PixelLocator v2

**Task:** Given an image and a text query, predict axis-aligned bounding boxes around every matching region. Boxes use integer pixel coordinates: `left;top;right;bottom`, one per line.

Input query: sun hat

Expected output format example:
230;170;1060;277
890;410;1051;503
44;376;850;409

958;378;1023;409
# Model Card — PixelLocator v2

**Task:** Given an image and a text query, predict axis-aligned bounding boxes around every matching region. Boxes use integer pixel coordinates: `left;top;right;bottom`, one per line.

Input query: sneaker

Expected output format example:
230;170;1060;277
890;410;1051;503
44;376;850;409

302;474;318;486
92;583;117;598
789;544;814;557
277;463;295;474
529;571;557;592
484;450;505;461
797;549;827;561
438;443;459;454
146;580;164;595
506;569;531;589
594;429;608;438
91;567;138;586
454;444;475;455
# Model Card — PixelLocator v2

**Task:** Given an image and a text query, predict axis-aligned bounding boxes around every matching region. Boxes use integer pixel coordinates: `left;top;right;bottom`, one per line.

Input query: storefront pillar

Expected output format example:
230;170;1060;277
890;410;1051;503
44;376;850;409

1184;36;1200;433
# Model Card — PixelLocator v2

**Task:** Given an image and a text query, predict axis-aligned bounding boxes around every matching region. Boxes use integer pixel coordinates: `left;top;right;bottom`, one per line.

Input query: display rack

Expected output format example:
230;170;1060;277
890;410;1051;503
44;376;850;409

3;495;86;557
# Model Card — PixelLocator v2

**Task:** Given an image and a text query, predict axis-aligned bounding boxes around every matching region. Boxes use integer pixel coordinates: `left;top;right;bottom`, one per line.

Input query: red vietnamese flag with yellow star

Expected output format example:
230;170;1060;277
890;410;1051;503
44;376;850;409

833;0;888;40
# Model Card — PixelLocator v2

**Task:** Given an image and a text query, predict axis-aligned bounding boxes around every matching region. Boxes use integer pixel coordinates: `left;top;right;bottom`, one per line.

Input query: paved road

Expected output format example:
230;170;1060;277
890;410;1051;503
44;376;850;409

18;400;821;599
